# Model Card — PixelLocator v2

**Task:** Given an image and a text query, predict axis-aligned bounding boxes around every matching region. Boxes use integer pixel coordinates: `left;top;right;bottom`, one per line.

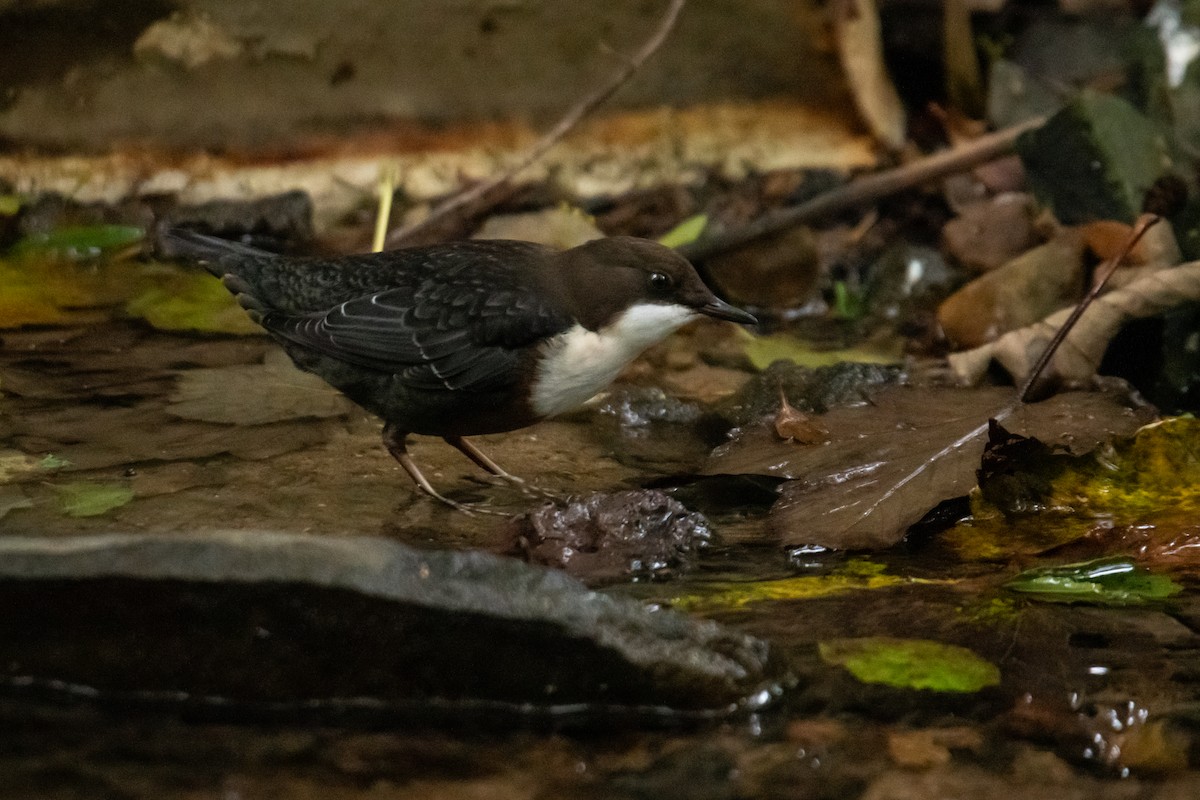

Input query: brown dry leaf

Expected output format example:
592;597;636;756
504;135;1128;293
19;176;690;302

703;385;1154;550
774;391;831;444
832;0;906;149
950;260;1200;386
1079;218;1181;267
937;231;1086;349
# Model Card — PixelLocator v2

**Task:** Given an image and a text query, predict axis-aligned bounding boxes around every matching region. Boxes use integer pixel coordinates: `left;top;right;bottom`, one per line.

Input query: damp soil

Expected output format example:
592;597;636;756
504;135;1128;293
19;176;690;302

5;320;1200;798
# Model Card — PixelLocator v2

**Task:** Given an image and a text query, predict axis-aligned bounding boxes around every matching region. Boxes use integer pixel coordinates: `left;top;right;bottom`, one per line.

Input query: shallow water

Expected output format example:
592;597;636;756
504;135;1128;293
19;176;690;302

4;321;1200;798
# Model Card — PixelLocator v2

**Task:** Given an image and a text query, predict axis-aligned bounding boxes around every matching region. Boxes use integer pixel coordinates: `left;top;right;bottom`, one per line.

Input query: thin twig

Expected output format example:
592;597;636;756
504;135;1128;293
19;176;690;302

372;163;400;252
387;0;688;247
1017;213;1162;402
679;115;1046;262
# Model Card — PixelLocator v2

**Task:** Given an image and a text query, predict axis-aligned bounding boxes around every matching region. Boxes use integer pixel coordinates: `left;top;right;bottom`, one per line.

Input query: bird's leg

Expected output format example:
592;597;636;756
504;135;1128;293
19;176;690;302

443;435;524;483
382;424;495;514
445;435;560;500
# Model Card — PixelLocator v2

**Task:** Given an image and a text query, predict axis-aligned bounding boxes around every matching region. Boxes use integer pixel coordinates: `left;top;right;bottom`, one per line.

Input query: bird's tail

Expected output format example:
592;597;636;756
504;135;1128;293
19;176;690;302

161;229;279;319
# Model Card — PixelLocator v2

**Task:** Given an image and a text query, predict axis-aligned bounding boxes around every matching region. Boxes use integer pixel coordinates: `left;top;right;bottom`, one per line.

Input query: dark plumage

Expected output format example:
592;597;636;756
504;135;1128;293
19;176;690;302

164;230;755;509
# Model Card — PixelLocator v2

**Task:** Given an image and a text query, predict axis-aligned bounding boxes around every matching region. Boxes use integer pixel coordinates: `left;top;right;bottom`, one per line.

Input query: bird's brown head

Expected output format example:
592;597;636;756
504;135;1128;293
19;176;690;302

555;236;756;330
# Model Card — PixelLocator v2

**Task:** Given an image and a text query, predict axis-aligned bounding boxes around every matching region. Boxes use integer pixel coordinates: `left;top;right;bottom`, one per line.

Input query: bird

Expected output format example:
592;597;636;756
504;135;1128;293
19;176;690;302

163;230;757;510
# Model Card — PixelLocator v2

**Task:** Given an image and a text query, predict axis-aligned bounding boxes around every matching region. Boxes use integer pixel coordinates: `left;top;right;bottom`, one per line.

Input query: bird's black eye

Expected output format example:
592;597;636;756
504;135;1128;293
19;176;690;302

648;272;673;291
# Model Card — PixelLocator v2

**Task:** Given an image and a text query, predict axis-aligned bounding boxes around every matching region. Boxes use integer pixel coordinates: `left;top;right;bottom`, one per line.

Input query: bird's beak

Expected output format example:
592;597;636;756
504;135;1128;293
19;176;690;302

698;297;757;325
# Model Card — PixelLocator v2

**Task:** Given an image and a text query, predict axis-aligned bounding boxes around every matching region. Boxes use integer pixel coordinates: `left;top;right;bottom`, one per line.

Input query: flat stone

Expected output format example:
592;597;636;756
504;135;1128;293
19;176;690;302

0;531;784;724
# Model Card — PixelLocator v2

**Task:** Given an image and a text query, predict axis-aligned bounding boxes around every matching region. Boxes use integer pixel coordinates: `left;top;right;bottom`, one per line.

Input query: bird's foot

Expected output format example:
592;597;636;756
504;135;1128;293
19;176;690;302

419;486;514;517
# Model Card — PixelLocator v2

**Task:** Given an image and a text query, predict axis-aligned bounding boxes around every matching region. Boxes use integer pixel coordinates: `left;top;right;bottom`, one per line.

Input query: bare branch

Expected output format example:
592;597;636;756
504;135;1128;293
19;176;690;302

1018;213;1162;402
679;115;1046;262
387;0;688;247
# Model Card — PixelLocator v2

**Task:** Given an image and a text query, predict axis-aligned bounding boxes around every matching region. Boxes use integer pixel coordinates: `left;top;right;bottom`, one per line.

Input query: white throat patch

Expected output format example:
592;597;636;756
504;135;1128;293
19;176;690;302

530;303;697;418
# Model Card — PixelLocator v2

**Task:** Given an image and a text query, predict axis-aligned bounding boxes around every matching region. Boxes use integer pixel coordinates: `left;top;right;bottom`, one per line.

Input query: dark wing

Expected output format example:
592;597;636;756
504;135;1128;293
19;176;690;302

262;279;571;393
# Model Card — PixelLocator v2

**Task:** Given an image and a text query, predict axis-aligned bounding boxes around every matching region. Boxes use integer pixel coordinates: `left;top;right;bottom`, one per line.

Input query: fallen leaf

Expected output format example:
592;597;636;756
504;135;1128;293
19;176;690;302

832;0;906;149
124;268;263;334
818;637;1001;692
12;224;144;261
705;385;1153;550
774;390;830;443
943;417;1200;560
54;482;134;517
668;560;948;612
937;232;1085;349
657;214;708;249
887;727;984;769
950;260;1200;386
1004;558;1182;605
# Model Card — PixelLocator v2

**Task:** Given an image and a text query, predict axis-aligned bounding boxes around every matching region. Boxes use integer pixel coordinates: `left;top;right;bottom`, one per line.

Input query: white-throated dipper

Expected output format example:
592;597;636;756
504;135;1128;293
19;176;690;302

165;231;757;509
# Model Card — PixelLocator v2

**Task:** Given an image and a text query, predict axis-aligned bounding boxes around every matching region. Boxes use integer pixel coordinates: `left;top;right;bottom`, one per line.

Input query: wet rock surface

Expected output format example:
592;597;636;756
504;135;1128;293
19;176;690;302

0;532;781;722
506;490;714;582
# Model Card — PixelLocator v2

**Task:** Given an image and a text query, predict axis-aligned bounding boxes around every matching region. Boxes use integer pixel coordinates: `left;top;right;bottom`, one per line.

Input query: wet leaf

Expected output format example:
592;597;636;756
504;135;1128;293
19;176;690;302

55;482;134;518
13;224;144;261
0;257;146;329
944;417;1200;560
668;560;949;612
124;269;263;334
818;637;1000;692
1004;558;1182;605
740;329;903;370
951;260;1200;387
658;214;708;249
705;385;1153;550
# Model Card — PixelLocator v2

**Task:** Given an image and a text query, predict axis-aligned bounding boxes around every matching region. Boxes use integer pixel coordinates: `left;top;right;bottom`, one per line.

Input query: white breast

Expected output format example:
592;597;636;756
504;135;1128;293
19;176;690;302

529;303;697;418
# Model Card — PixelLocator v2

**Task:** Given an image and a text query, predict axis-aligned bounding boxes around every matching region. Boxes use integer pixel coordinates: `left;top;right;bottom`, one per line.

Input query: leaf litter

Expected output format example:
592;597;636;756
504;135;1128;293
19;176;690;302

704;384;1155;550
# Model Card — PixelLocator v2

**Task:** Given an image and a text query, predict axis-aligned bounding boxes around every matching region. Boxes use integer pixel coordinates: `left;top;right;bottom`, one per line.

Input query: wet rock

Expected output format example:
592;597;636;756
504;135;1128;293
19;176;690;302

598;386;702;435
707;360;903;433
159;190;314;252
942;194;1041;274
1016;90;1172;226
506;490;714;582
0;532;781;723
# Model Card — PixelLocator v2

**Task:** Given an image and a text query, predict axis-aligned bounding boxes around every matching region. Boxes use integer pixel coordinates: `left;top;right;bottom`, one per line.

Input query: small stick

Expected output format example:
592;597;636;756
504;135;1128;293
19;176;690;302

372;163;400;252
387;0;688;247
1017;213;1161;402
679;115;1046;262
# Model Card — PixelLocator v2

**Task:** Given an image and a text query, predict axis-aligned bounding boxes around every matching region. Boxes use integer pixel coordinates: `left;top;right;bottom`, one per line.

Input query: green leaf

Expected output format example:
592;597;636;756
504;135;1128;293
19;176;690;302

658;214;708;249
125;270;262;334
818;637;1000;692
13;225;145;261
39;454;71;470
0;195;22;217
1004;558;1182;605
944;417;1200;561
55;482;134;518
832;281;867;320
